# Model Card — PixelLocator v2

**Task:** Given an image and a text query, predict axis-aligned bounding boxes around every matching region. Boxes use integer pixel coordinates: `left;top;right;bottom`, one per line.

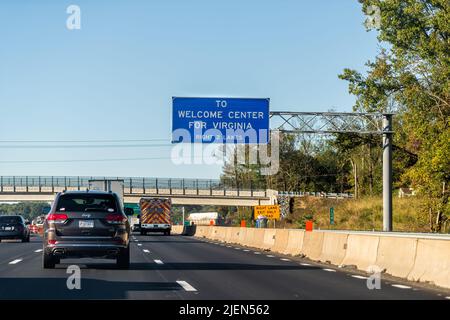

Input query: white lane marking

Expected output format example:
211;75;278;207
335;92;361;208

143;249;150;253
266;255;274;258
243;249;250;252
220;244;225;246
281;258;291;261
445;296;450;300
226;245;232;248
351;275;368;280
391;284;411;289
137;243;142;246
34;249;43;253
176;280;197;292
300;263;312;266
154;259;164;264
254;252;261;255
234;247;241;250
322;268;336;272
9;259;22;265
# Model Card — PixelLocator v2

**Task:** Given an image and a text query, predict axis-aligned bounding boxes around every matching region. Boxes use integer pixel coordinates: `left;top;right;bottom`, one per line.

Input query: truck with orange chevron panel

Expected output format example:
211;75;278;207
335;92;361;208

138;197;172;236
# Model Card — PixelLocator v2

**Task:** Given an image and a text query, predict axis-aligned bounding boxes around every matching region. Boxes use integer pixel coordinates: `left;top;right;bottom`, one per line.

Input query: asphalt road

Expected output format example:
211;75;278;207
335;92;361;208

0;234;448;300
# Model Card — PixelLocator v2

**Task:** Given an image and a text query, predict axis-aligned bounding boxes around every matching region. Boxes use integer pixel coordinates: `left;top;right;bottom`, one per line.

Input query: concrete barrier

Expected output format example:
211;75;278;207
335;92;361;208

319;233;348;265
271;229;289;254
211;227;220;240
238;227;247;245
262;229;276;250
301;231;324;261
230;228;241;244
374;236;417;278
172;225;183;235
185;224;450;290
341;234;380;270
408;239;450;289
284;229;305;256
251;229;266;248
243;228;255;247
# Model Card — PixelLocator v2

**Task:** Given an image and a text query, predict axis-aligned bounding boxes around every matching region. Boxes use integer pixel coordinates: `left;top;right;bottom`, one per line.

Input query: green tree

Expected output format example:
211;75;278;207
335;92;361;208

339;0;449;231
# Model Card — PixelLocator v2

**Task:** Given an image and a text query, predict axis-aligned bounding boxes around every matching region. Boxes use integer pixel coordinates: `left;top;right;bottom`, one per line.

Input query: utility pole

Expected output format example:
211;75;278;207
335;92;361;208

382;114;393;232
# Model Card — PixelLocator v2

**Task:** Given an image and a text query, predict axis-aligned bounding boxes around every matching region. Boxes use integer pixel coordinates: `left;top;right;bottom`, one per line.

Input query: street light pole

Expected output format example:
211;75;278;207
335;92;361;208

382;114;393;231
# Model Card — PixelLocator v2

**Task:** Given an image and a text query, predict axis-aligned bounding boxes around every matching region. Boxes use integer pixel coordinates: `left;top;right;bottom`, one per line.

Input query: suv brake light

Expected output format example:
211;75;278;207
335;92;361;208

47;213;68;222
105;214;126;224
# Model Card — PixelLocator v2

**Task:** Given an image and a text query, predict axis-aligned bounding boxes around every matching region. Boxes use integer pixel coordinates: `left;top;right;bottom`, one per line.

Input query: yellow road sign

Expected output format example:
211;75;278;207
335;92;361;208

254;205;280;220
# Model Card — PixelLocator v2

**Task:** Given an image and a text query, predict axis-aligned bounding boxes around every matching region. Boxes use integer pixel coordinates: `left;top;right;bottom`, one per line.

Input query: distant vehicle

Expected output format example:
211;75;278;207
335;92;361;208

0;215;31;242
139;197;172;235
42;190;132;269
187;212;219;225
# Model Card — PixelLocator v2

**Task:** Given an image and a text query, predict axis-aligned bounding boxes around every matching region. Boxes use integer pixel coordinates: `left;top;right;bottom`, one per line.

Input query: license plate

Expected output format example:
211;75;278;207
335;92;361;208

79;220;94;228
4;227;13;231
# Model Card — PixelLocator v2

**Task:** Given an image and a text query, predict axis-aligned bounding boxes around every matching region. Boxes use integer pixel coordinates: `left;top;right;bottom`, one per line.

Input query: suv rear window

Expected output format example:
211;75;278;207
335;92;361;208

0;216;22;224
56;194;118;213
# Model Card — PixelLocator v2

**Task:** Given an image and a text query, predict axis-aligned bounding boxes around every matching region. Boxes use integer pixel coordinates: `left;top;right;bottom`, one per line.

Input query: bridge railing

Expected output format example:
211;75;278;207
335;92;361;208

0;176;269;198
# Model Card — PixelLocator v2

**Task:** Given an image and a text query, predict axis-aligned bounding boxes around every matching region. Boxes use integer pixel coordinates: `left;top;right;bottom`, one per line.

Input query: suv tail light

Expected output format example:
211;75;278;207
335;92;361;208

47;213;68;223
105;214;127;224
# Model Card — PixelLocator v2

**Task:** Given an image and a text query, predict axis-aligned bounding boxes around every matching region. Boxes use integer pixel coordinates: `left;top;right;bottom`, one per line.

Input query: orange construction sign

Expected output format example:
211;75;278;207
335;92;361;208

253;205;281;220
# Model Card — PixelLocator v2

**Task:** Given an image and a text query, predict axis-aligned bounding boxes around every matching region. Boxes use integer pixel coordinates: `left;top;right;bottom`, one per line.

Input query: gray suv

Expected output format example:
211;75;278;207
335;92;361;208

43;190;131;269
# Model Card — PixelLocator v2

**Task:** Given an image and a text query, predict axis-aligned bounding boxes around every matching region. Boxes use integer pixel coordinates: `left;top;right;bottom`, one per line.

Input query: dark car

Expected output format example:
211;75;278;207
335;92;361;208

0;215;31;242
42;190;131;269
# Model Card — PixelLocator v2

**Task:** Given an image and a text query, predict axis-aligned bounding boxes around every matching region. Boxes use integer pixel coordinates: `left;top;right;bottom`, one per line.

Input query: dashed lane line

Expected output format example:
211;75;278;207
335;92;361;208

34;249;43;253
351;275;368;280
300;263;312;266
281;258;291;262
266;255;275;258
154;259;164;264
143;249;150;253
322;268;336;272
176;280;197;292
391;284;412;289
137;244;142;246
9;259;22;265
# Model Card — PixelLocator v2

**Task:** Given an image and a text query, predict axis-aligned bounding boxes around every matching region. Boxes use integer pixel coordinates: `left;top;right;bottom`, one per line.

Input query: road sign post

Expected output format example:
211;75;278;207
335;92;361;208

330;207;334;225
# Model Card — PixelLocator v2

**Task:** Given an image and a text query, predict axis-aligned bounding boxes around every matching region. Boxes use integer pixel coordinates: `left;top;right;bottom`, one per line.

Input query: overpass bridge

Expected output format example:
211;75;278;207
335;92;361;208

0;176;276;206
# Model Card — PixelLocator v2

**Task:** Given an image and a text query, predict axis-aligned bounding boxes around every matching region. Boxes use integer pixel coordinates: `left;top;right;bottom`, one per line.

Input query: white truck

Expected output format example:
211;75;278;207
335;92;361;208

88;179;125;208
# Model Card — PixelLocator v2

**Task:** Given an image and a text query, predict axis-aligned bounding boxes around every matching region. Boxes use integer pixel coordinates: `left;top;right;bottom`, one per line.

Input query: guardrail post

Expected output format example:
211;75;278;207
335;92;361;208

64;176;67;190
156;178;159;194
129;179;133;194
38;176;41;192
182;179;185;195
13;176;16;192
26;176;28;192
169;178;172;194
77;176;80;190
51;176;54;193
196;179;199;195
209;179;212;196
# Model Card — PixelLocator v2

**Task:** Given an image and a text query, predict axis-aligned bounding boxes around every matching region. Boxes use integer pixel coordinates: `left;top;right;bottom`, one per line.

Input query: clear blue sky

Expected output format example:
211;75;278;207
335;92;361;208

0;0;378;179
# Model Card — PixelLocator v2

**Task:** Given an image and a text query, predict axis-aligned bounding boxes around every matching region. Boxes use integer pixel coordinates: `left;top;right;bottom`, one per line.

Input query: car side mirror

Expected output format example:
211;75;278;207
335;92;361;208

124;207;134;216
